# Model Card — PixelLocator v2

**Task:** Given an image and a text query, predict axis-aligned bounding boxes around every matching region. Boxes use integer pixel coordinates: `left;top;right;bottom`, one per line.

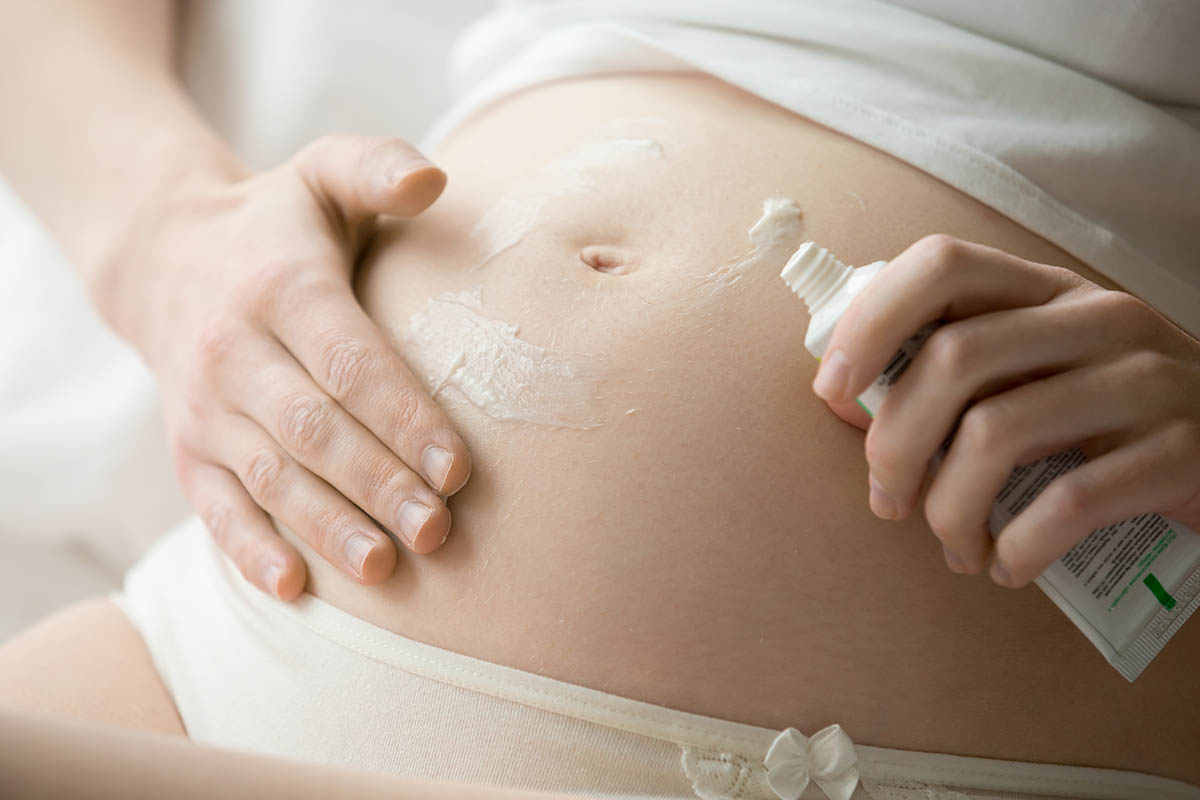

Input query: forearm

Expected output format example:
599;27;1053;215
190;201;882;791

0;1;242;292
0;709;569;800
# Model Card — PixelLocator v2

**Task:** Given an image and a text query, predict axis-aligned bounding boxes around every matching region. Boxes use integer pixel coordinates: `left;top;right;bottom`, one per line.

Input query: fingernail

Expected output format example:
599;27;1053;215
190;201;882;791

813;349;851;400
990;560;1013;587
942;546;967;574
383;157;435;187
262;561;286;597
344;533;377;578
397;500;433;548
868;475;899;520
421;445;453;492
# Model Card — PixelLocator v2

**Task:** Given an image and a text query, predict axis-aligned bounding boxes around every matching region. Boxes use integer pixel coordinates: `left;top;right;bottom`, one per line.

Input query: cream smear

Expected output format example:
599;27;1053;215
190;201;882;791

698;197;805;291
403;287;604;429
471;134;664;267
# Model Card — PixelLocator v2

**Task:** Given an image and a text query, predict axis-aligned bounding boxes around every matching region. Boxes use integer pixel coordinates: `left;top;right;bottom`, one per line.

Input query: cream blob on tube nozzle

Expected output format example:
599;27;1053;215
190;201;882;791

781;241;1200;681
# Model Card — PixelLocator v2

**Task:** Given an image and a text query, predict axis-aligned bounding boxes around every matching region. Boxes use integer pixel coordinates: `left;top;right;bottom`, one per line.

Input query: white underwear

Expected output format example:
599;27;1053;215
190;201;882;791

114;518;1200;800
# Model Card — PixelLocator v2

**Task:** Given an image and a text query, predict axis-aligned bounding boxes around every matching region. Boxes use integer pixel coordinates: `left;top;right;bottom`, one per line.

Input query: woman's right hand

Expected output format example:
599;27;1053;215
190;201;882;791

813;236;1200;587
93;134;472;600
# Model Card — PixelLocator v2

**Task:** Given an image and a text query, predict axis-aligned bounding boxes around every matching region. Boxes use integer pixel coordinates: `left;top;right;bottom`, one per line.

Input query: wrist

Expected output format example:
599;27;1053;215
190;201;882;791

86;109;248;349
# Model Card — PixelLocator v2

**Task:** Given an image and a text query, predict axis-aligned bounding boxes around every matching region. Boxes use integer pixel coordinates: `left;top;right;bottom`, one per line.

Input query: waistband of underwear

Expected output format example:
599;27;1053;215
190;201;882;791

191;519;1197;800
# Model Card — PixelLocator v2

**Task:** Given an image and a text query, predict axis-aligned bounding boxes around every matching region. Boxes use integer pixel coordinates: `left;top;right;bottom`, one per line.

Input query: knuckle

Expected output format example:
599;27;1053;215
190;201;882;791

1121;349;1176;384
863;426;900;480
319;335;375;400
180;390;210;429
1042;476;1091;525
193;323;239;376
924;326;976;378
202;505;264;582
1045;263;1089;291
959;400;1011;453
992;536;1031;579
911;234;964;276
359;457;406;512
201;502;236;549
241;257;297;318
923;495;968;547
277;393;334;454
242;448;287;503
389;386;423;435
310;506;350;556
1165;419;1200;458
176;374;219;426
1092;289;1157;333
1101;290;1176;350
995;528;1060;582
283;276;345;323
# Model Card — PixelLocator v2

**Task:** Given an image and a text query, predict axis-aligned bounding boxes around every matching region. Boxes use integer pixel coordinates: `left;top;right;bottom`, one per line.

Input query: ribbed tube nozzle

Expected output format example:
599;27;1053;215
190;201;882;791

780;242;855;314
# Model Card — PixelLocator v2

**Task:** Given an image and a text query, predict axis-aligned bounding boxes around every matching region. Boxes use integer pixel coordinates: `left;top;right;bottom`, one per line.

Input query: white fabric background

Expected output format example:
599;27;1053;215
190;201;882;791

0;0;490;640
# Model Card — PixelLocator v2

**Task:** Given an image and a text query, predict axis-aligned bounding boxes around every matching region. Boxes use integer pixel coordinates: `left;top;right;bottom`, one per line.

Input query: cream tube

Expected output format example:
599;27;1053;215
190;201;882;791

781;241;1200;681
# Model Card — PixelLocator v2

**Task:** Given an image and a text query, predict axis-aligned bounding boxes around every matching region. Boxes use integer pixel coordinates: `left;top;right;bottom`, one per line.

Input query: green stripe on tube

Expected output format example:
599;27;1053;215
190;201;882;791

1143;573;1177;610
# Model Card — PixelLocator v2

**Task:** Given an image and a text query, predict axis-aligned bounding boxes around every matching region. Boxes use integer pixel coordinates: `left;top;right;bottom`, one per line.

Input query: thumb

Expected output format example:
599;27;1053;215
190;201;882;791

291;134;447;224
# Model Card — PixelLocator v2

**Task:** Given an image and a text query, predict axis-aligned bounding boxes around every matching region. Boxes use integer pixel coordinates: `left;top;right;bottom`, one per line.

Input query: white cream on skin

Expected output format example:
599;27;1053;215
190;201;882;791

403;287;604;430
697;197;804;290
471;134;664;268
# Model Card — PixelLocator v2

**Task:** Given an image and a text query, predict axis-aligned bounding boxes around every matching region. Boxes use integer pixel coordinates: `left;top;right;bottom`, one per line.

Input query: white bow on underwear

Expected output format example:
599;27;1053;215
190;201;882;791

763;725;860;800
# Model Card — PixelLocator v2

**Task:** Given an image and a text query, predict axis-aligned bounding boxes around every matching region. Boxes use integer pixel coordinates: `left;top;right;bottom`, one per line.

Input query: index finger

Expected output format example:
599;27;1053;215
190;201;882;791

815;235;1078;403
269;277;472;496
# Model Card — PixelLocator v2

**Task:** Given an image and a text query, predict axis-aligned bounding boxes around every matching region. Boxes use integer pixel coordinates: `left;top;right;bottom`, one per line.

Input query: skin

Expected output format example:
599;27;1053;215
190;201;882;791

0;708;571;800
325;73;1200;784
2;47;1198;799
0;599;184;736
0;0;468;600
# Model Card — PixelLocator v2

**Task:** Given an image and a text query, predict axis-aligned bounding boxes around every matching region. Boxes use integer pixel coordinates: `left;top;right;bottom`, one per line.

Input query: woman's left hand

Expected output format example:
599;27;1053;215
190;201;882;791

811;234;1200;587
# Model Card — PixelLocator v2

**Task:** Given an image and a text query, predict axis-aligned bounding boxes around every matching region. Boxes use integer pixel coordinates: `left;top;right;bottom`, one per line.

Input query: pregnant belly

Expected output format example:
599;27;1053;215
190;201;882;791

289;74;1199;781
